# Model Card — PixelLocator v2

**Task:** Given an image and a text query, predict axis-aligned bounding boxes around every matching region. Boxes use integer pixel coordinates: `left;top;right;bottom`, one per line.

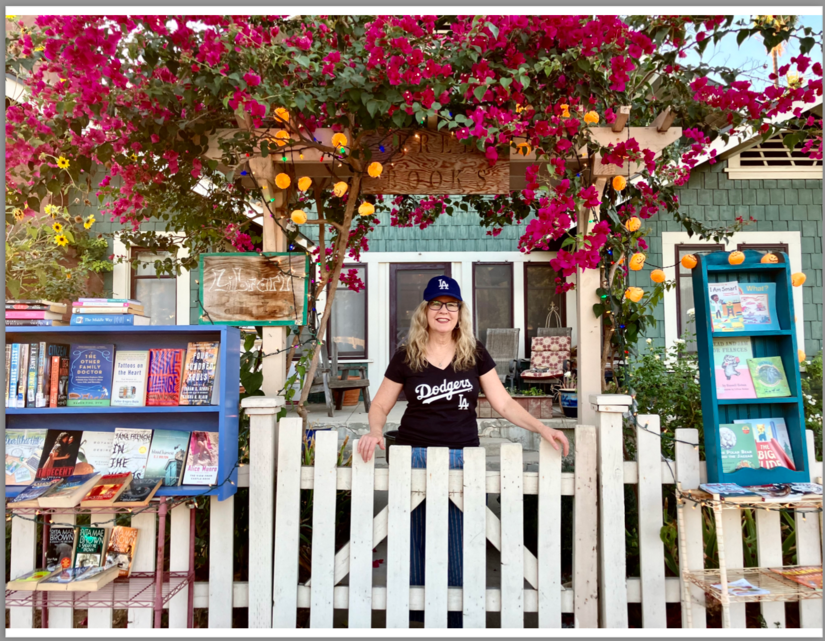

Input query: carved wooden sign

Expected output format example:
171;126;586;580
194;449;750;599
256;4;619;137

360;129;509;195
199;253;309;326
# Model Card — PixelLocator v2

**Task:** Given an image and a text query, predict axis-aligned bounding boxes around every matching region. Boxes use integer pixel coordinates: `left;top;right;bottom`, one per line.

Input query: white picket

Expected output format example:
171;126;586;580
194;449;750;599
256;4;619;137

87;512;115;629
537;438;562;628
48;514;76;628
309;430;338;628
386;445;413;629
462;447;487;628
636;415;666;628
128;512;155;628
719;507;746;628
797;430;823;629
271;417;303;628
348;438;376;628
9;515;37;628
674;428;706;628
573;425;598;628
755;508;785;628
208;495;235;628
500;443;524;628
424;447;449;628
168;503;192;628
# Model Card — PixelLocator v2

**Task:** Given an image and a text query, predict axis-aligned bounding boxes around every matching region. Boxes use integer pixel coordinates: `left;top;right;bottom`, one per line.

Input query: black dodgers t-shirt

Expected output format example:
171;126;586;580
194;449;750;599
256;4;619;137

384;342;497;449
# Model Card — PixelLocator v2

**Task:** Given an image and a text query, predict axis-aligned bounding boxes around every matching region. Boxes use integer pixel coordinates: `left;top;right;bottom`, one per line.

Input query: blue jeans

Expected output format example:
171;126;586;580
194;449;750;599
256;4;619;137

409;447;465;628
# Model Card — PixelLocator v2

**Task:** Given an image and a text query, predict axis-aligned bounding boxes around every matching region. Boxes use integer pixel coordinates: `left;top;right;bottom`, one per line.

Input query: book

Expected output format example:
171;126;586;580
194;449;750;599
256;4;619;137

75;431;115;476
67;344;115;406
73;306;145;314
713;337;757;399
5;320;68;326
36;430;82;480
80;472;133;507
105;526;140;577
16;343;29;408
8;344;19;408
37;567;87;591
4;344;10;408
79;298;142;305
708;281;745;332
5;569;60;591
38;473;102;508
73;301;144;309
181;431;219;485
5;310;66;320
179;342;220;406
65;565;120;591
25;342;39;407
747;357;791;398
108;428;153;479
790;483;822;495
110;350;150;407
711;577;770;597
144;430;189;486
73;526;109;569
746;483;807;503
734;418;795;471
6;299;68;313
50;355;70;407
9;478;64;508
71;314;151;326
35;343;69;407
5;428;48;486
718;423;760;474
146;348;185;406
740;282;780;331
699;483;760;501
46;526;79;571
112;477;162;507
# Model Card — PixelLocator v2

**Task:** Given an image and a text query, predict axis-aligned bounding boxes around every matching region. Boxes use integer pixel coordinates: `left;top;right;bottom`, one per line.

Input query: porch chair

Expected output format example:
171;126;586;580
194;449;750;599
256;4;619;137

520;334;572;394
306;341;372;417
485;328;520;391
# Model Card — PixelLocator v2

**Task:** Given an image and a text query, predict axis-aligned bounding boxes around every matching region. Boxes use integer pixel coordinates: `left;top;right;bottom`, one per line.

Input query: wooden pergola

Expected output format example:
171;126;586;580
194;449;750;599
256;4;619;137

205;109;682;424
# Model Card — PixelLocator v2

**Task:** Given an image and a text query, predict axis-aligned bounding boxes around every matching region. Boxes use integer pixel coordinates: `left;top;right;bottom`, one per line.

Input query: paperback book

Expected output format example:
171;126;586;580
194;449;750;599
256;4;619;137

5;428;48;486
16;343;29;408
734;418;795;470
144;430;189;486
105;526;140;578
38;473;101;508
740;282;780;331
699;483;760;500
6;299;68;313
35;343;70;407
181;431;219;485
70;314;150;326
179;342;221;406
5;569;59;591
712;337;757;399
747;357;791;398
110;350;150;407
708;281;745;332
26;342;39;407
46;526;79;571
66;344;115;406
746;483;808;502
7;344;20;408
711;578;770;597
50;355;70;407
4;344;10;408
80;472;133;507
75;431;116;476
38;567;86;590
108;428;152;479
718;423;760;474
9;478;64;508
36;430;82;480
73;526;109;569
146;349;185;406
112;477;162;507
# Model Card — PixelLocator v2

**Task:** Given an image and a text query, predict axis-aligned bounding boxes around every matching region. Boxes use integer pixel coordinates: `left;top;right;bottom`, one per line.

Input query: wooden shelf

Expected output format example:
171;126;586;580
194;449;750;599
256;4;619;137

683;566;822;604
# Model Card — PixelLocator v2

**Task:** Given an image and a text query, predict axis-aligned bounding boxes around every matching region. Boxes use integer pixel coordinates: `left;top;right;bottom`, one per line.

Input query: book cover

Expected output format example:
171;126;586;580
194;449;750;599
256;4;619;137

6;320;68;326
6;300;67;313
718;423;760;474
9;477;64;507
8;344;19;409
112;477;161;506
734;418;795;471
790;483;822;495
740;282;780;331
46;526;79;571
25;342;39;407
711;577;770;597
6;569;59;591
67;344;115;406
75;431;115;476
5;428;48;486
66;565;119;591
110;350;150;407
73;306;143;314
50;355;70;407
708;281;745;332
80;472;133;506
146;349;184;406
38;567;86;589
712;337;757;399
79;298;142;305
181;431;219;485
70;314;150;326
5;310;65;320
179;342;220;406
108;428;153;479
5;344;10;408
38;473;101;508
73;526;108;569
34;342;47;408
36;430;82;480
699;483;760;500
747;357;791;398
16;343;29;408
746;483;806;503
36;343;69;408
105;526;140;578
73;301;144;309
144;430;189;486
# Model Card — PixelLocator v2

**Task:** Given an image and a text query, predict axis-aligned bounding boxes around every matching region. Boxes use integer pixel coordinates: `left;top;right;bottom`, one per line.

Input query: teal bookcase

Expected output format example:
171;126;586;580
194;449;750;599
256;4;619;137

692;250;810;485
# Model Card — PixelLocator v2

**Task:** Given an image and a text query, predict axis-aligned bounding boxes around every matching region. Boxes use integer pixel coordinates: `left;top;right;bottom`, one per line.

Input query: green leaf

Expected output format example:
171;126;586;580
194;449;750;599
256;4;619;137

485;21;499;38
260;140;269;158
392;111;406;128
500;77;512;89
736;29;750;47
473;84;488;101
366;99;379;118
800;37;816;56
295;55;311;68
782;133;800;152
243;334;257;351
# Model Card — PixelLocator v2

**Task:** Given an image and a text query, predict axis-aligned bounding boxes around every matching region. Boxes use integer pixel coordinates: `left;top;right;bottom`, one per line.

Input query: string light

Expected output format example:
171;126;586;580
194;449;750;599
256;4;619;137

379;145;385;153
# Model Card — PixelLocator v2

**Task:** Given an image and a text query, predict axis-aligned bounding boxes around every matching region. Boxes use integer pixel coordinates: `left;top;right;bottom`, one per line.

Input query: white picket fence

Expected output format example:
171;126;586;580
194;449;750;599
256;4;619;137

6;395;823;629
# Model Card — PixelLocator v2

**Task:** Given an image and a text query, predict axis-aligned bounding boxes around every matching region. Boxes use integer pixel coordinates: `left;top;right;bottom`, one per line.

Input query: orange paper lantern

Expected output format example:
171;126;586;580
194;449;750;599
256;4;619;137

761;253;778;263
681;254;697;269
650;269;666;284
728;251;745;265
798;349;806;363
625;287;644;303
629;253;646;271
612;175;627;192
290;209;307;225
625;217;641;232
792;272;806;287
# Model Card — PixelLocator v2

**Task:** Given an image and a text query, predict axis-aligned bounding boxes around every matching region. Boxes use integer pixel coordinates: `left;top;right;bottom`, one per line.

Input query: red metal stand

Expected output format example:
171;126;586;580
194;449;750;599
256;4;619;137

154;497;168;628
41;514;50;629
187;503;196;629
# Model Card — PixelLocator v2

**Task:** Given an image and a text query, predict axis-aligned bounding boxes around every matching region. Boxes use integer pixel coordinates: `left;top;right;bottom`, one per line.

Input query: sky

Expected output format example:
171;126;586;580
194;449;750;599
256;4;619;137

681;15;824;91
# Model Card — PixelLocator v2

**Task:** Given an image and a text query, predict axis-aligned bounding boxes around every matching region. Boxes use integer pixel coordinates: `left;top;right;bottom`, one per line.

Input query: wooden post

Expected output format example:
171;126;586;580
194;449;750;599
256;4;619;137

9;516;37;628
797;430;823;628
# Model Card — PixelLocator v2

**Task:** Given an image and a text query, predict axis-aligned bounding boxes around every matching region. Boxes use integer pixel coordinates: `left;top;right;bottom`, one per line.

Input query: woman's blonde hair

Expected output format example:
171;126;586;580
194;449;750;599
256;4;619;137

404;300;478;372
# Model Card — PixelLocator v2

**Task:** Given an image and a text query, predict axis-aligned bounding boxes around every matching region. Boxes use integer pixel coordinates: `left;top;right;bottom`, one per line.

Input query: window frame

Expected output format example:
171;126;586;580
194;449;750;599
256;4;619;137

472;261;514;343
523;262;567;358
326;262;369;361
736;242;789;257
129;246;177;325
674;243;723;339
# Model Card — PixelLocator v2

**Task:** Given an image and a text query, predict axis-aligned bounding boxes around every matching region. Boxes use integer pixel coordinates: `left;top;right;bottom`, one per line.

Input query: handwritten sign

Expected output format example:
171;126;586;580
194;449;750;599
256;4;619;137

199;253;309;326
360;129;509;195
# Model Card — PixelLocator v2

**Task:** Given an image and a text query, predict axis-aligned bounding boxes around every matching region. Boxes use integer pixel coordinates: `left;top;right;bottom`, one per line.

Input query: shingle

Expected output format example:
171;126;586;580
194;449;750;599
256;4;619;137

713;191;728;206
763;179;778;189
784;190;799;206
704;173;718;190
770;190;785;205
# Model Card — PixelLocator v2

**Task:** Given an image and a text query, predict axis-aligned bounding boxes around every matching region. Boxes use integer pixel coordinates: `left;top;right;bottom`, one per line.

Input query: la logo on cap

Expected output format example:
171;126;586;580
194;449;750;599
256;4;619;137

439;279;449;290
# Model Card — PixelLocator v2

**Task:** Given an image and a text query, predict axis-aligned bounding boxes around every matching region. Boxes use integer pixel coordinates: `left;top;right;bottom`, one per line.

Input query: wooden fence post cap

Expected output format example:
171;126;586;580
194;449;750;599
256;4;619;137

241;396;285;412
589;394;632;407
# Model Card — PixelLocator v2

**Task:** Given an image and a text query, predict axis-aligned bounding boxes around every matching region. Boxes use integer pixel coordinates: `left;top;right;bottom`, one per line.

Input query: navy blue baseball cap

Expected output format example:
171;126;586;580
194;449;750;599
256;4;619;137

423;275;463;302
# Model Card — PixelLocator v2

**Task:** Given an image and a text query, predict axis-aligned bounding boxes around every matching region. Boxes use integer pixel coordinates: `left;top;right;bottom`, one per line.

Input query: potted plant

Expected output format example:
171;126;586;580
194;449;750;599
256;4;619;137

559;371;577;418
479;387;554;419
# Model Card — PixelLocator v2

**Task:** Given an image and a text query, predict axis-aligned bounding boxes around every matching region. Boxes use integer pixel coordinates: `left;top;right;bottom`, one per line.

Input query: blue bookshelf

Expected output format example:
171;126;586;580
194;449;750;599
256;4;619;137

5;325;240;500
692;250;811;485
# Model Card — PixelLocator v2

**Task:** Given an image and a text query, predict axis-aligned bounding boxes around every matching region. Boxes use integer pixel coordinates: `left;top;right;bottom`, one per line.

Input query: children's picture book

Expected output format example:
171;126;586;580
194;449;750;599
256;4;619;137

36;430;83;480
66;344;115;406
105;526;140;578
38;473;101;508
740;282;779;331
769;566;822;590
46;526;79;571
108;428;152;479
73;526;109;569
711;577;770;597
5;429;48;486
9;477;64;508
747;357;791;398
80;472;133;507
110;350;150;407
181;431;219;485
112;477;162;507
718;423;760;474
146;348;185;406
734;418;795;471
5;569;59;591
746;483;806;503
144;430;190;486
699;483;760;501
712;338;757;399
179;342;221;406
75;431;116;476
708;281;745;332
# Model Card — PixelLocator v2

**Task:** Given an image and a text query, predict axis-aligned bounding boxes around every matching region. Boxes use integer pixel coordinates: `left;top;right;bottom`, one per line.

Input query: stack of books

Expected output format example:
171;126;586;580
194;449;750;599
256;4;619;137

6;300;69;326
70;299;150;326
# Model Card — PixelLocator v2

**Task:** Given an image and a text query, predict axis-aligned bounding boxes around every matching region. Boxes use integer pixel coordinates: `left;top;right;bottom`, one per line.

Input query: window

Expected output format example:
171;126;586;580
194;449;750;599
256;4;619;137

726;132;822;179
328;264;368;360
737;242;789;257
130;248;176;325
389;263;451;356
675;244;722;349
523;263;565;358
473;262;513;346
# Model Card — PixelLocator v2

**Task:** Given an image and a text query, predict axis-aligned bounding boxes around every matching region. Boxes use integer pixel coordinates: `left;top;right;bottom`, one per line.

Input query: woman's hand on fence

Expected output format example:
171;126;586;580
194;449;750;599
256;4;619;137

357;433;385;462
540;426;570;457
